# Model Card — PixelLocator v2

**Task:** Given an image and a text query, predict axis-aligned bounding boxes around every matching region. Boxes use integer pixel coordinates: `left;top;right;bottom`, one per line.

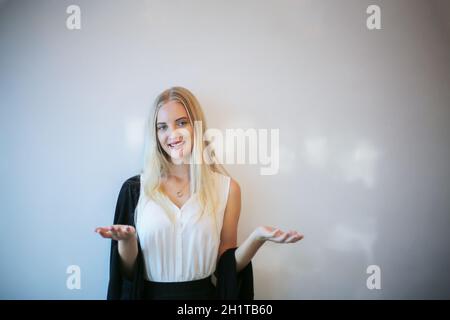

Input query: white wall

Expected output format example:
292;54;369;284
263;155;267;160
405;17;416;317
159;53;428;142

1;0;449;299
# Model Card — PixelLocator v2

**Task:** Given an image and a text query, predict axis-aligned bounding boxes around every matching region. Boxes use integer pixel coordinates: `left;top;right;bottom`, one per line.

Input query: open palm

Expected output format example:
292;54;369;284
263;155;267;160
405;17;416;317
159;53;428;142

95;225;136;241
255;226;303;243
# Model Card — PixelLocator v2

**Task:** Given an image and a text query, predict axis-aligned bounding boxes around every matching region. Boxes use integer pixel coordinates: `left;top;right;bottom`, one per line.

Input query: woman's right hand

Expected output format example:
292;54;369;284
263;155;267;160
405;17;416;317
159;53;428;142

95;225;136;242
253;226;303;243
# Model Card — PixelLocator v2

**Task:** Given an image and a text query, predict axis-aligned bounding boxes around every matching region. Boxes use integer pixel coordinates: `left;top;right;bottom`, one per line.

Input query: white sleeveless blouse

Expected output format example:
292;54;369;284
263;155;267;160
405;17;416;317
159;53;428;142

136;172;231;282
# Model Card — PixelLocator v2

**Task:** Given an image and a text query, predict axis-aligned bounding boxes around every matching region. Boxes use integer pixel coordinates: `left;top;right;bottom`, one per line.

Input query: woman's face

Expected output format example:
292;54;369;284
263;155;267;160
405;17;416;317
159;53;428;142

156;100;193;163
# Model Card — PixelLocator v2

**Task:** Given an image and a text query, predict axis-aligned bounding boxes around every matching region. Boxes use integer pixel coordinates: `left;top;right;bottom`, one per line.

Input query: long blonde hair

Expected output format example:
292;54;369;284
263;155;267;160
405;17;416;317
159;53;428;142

138;86;228;235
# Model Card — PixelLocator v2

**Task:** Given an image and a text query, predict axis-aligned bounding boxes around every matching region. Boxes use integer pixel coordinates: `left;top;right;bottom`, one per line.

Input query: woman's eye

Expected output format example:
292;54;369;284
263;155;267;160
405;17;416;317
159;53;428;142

157;125;167;131
177;121;188;127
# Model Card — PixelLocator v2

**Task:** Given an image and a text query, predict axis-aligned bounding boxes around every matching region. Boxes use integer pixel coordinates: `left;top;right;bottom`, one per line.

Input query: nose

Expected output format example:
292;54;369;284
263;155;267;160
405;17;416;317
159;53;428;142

167;126;184;141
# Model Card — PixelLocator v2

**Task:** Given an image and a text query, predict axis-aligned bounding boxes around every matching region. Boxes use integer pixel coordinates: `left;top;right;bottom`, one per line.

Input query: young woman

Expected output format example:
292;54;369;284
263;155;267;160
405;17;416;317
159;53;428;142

95;87;303;299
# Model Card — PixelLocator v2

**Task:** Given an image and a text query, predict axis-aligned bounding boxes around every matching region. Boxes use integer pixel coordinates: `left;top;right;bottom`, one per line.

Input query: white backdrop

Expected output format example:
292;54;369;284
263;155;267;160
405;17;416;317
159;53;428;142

1;0;450;299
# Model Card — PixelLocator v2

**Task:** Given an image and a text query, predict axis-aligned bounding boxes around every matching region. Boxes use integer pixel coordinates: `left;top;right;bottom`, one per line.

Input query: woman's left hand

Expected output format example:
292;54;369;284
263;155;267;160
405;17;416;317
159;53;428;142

253;226;304;243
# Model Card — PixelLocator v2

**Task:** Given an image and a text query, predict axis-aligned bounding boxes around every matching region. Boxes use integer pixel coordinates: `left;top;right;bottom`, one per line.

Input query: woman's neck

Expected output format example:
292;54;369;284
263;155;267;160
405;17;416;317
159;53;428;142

167;163;190;181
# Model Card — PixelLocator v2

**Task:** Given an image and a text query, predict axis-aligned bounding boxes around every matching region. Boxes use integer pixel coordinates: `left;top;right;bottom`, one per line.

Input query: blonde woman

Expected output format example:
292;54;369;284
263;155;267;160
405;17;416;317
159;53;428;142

95;87;303;299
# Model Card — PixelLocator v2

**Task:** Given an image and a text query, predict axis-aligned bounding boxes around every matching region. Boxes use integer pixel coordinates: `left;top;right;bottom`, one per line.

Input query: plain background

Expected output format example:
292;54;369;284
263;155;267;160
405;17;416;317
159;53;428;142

1;0;449;299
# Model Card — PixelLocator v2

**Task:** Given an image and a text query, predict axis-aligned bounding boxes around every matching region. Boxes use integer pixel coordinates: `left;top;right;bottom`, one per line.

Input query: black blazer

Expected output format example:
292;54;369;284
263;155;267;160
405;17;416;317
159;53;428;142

106;175;254;300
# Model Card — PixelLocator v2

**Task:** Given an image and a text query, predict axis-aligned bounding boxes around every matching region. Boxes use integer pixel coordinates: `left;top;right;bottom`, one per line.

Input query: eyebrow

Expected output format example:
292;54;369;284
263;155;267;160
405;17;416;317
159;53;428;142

157;117;188;125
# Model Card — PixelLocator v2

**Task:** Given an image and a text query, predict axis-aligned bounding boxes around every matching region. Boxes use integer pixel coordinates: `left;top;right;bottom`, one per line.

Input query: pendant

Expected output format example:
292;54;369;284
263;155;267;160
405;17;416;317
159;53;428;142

176;191;183;198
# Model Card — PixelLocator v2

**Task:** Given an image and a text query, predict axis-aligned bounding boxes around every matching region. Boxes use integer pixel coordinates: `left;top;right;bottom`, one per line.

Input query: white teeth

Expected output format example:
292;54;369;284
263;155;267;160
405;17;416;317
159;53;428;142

168;141;184;148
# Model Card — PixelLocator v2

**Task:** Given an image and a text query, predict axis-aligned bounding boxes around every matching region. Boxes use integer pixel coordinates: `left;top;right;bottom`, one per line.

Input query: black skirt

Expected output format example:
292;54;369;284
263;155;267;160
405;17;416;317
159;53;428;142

143;276;216;300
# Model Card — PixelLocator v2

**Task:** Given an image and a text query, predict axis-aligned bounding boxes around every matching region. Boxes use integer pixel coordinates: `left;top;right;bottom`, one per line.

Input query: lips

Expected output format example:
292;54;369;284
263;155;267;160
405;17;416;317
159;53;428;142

168;140;185;150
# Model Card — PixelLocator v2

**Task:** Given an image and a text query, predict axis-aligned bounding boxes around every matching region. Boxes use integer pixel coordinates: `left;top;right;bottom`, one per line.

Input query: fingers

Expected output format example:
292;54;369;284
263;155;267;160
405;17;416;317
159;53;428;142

263;226;276;233
95;226;110;233
97;231;111;239
275;232;290;243
270;228;283;238
95;225;135;240
284;230;295;242
267;228;304;243
267;229;287;242
110;225;123;240
285;231;304;243
127;225;136;235
122;225;134;233
95;227;112;239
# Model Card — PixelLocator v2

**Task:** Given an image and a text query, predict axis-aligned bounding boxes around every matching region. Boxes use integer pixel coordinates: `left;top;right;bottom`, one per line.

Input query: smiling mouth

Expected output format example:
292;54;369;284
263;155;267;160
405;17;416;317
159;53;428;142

168;140;185;150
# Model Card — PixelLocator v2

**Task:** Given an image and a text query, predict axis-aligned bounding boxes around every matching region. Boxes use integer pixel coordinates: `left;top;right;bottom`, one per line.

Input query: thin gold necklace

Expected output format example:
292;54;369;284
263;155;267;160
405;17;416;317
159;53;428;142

176;180;190;198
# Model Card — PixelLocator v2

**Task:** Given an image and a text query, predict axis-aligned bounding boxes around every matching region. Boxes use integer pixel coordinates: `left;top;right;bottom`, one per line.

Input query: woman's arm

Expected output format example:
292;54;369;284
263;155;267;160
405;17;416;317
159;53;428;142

118;235;138;279
218;179;304;273
234;229;265;272
235;226;303;272
96;225;138;279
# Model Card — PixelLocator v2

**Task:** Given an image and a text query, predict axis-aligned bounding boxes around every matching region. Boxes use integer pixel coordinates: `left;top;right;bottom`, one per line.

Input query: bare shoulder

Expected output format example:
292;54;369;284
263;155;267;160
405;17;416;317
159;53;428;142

225;178;241;212
229;178;241;199
220;177;241;251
